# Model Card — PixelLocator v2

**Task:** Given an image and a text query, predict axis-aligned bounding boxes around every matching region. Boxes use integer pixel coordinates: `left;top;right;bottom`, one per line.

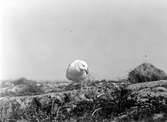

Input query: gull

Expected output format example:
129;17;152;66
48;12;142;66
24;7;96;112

66;60;89;89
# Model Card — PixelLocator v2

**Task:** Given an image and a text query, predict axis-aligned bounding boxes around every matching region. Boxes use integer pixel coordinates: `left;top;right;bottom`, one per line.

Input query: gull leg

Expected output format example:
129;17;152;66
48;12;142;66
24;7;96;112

80;80;84;91
81;79;86;91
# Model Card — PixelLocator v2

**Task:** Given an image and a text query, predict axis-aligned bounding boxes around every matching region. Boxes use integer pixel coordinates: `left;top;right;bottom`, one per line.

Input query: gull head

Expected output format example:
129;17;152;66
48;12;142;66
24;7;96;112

74;60;88;74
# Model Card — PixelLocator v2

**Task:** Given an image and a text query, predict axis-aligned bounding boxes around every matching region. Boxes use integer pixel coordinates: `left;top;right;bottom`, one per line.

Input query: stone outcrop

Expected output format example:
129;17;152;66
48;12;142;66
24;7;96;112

128;63;167;83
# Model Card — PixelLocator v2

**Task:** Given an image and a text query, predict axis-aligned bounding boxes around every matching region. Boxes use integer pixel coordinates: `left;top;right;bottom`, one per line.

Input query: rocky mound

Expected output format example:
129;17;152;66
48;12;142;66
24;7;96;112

0;78;70;97
0;80;167;122
128;63;167;83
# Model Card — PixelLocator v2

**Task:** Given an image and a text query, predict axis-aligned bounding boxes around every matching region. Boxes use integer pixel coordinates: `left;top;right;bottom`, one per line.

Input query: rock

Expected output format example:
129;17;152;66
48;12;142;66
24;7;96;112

0;92;70;121
0;80;118;122
1;79;167;121
0;79;71;97
127;80;167;91
127;80;167;100
128;63;167;83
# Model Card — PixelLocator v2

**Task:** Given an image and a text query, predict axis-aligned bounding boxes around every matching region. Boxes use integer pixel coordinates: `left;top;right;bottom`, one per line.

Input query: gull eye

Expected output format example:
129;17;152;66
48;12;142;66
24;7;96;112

81;64;85;67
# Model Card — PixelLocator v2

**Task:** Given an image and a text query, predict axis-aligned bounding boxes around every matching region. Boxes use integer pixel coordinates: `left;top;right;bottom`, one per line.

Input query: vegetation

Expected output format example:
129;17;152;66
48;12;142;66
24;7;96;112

1;63;167;122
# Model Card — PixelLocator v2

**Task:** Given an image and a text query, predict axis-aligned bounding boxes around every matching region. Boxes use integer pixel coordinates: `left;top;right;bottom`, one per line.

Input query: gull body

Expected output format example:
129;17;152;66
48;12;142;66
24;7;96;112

66;60;89;83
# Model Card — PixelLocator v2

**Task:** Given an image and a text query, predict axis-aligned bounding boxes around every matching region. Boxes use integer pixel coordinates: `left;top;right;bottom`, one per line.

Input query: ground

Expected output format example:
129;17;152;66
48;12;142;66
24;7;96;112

1;63;167;122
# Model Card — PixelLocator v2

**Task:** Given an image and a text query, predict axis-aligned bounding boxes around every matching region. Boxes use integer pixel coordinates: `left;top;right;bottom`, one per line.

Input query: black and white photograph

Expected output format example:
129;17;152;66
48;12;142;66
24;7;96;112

0;0;167;121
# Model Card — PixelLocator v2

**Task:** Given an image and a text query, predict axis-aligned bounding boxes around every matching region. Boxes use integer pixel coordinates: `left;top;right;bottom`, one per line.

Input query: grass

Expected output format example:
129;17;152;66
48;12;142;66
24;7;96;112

17;81;167;122
1;63;167;121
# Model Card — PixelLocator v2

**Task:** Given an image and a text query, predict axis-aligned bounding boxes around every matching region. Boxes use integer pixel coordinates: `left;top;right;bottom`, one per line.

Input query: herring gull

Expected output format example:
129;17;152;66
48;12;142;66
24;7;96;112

66;60;89;88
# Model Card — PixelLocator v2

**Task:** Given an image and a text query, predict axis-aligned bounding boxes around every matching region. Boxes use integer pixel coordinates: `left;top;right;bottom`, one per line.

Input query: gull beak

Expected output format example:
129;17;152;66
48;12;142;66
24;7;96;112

85;69;89;74
81;68;88;74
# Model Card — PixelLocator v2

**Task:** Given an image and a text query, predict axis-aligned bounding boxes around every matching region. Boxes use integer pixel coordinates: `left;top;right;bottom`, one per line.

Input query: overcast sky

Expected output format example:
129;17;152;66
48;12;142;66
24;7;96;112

0;0;167;80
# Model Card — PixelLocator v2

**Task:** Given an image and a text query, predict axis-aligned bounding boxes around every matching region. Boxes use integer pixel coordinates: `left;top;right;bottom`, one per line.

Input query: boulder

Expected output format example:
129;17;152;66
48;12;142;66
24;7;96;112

128;63;167;83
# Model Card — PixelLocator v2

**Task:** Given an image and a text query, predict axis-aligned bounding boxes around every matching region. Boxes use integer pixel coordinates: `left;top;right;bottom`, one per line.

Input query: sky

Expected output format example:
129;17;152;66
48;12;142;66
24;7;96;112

0;0;167;80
